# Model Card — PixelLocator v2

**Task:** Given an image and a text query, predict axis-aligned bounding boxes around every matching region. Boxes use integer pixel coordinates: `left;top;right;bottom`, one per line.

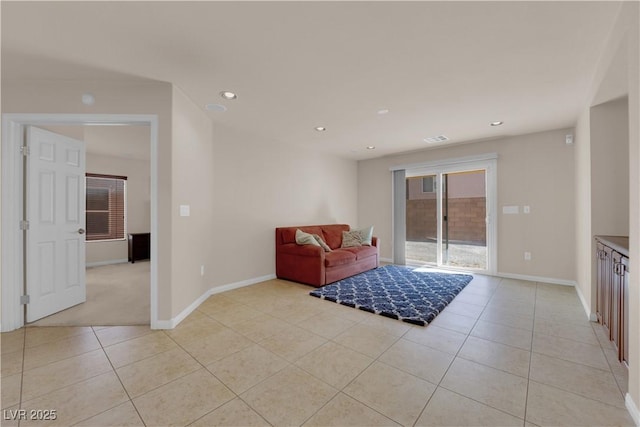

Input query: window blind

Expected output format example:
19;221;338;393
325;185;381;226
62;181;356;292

86;173;126;241
393;169;406;265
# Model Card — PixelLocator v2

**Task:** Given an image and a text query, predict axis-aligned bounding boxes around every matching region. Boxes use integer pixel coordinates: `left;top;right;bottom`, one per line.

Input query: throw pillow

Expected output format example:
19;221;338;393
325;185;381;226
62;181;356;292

295;229;320;247
313;234;332;252
357;225;374;246
341;230;363;248
340;226;375;248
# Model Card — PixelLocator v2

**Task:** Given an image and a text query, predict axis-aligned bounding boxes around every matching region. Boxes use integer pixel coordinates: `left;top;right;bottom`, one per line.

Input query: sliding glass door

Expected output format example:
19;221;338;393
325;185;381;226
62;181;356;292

441;170;487;269
405;174;438;265
404;167;490;271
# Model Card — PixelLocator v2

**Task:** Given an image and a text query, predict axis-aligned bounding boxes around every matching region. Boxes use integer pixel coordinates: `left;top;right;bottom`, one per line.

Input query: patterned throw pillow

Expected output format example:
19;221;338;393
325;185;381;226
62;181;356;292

295;229;320;247
341;226;374;248
341;230;362;248
313;234;332;252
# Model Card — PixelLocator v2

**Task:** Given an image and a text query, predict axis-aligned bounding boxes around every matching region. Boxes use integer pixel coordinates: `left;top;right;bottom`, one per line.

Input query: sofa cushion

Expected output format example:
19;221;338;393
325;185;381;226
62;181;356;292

296;229;321;247
321;224;350;249
280;226;323;244
342;245;378;260
324;250;356;267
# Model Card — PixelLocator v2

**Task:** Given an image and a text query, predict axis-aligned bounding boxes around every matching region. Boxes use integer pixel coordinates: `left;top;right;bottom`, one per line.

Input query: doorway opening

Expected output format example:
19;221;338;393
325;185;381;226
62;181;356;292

30;124;151;326
392;154;497;274
406;169;487;269
1;114;159;332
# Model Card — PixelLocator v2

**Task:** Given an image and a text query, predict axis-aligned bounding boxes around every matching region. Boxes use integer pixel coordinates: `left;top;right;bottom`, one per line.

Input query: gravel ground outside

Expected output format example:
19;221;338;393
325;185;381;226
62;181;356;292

405;241;487;269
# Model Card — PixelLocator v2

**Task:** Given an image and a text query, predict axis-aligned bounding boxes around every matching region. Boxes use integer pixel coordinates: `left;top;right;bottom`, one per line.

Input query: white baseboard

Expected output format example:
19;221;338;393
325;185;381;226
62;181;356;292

155;274;277;329
496;272;576;287
86;259;128;268
574;283;597;321
209;274;277;296
626;393;640;426
380;257;393;263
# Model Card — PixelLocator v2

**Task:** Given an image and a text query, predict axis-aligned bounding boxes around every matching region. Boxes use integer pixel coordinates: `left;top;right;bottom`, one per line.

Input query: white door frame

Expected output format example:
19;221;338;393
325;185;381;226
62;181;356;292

392;153;498;275
2;113;159;331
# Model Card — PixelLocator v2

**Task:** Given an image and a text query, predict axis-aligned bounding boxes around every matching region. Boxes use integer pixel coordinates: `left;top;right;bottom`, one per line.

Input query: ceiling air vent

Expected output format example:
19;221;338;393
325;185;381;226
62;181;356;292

424;135;449;143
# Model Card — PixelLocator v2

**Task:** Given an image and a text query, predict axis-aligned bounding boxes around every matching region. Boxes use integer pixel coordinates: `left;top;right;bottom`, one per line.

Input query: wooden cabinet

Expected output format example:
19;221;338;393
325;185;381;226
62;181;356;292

128;233;150;263
595;235;629;365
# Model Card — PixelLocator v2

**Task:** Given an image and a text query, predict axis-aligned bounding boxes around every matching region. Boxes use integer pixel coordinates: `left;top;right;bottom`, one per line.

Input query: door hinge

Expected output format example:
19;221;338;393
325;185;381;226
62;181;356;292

19;220;30;231
20;146;31;156
20;295;30;305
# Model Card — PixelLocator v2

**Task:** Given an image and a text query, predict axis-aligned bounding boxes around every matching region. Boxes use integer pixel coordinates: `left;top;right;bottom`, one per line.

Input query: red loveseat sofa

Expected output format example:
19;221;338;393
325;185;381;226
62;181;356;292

275;224;379;287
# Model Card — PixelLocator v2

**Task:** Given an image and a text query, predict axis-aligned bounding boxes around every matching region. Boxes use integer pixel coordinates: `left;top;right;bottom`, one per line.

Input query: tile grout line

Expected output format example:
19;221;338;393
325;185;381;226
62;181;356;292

527;286;631;419
17;332;108;374
412;275;509;426
162;294;292;426
590;320;629;399
77;326;149;427
244;290;408;425
159;328;274;426
16;357;116;407
521;282;539;426
203;291;368;426
274;304;400;426
527;376;632;413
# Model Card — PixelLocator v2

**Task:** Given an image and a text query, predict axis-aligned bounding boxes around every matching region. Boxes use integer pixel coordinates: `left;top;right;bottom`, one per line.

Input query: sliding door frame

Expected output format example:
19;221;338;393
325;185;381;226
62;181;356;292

391;153;498;275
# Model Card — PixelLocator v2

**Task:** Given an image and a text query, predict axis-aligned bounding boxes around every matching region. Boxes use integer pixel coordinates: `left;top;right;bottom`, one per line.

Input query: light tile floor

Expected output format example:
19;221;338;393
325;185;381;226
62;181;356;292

1;275;634;426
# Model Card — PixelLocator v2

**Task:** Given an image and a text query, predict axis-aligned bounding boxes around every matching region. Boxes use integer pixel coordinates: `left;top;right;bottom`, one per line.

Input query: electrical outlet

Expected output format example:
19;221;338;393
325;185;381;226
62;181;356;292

523;205;530;214
200;265;205;276
524;252;532;261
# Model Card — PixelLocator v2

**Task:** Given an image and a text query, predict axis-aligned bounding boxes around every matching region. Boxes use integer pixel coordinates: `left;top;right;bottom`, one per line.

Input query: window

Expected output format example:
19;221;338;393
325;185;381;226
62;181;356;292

86;174;126;241
422;176;436;193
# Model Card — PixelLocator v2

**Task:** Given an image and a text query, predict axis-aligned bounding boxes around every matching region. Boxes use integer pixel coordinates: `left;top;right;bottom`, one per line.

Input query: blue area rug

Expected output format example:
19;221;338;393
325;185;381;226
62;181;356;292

310;265;473;326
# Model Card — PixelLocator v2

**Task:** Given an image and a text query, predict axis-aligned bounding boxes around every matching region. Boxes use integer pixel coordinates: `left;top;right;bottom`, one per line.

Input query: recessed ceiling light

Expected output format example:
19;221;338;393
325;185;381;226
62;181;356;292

377;109;390;115
220;91;237;100
314;126;326;132
205;103;227;112
366;146;376;150
424;135;449;143
490;121;504;126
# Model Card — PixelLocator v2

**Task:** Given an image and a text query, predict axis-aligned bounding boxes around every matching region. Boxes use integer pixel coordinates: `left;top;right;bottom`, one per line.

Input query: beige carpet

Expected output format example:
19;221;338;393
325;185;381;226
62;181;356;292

30;261;150;326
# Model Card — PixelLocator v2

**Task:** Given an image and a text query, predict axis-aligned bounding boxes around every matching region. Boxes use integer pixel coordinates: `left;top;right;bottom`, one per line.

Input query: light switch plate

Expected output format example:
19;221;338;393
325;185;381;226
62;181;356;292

179;205;190;217
502;205;519;214
523;205;530;214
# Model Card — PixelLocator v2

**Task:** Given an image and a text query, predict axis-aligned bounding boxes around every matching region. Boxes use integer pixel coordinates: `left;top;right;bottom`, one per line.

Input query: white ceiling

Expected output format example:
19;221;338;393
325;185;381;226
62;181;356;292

1;1;622;160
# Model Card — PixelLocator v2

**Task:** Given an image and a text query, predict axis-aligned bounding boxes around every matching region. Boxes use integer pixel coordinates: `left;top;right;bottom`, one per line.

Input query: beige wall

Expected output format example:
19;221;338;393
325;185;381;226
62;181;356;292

588;97;630;319
1;79;175;321
358;128;576;281
170;86;214;318
590;97;630;238
85;151;151;265
209;123;358;288
574;111;593;308
573;0;639;414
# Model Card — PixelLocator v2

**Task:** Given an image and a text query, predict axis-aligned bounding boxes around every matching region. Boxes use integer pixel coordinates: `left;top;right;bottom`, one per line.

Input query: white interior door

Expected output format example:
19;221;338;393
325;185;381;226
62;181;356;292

26;126;86;322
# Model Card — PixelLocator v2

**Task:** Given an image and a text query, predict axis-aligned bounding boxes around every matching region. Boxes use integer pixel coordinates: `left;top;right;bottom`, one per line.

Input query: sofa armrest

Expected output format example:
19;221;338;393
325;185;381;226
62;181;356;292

276;243;325;286
277;243;324;257
372;236;379;248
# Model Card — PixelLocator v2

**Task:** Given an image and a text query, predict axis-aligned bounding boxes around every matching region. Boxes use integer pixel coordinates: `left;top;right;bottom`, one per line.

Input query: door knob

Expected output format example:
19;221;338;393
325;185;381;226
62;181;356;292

78;228;86;234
